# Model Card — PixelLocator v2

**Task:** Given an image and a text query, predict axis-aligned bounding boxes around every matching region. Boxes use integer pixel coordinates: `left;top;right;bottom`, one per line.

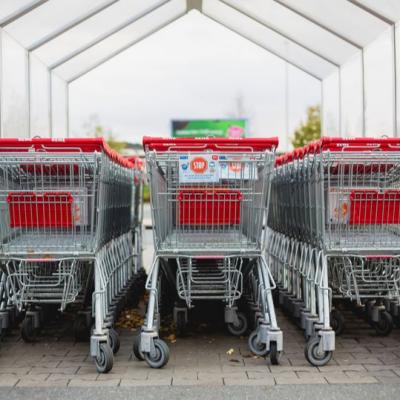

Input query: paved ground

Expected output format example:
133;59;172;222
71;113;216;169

0;307;399;389
0;211;399;397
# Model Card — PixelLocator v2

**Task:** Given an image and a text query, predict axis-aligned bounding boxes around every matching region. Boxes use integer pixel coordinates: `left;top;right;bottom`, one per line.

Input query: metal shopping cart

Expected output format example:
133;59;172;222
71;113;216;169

0;138;139;372
267;137;400;366
135;137;282;368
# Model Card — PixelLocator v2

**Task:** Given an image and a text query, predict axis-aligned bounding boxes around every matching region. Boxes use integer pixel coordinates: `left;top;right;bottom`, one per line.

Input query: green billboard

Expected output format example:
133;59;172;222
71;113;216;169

171;119;246;138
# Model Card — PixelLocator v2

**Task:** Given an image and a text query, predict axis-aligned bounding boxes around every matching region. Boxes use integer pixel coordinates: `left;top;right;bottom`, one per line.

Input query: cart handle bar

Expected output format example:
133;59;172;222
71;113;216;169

275;137;400;166
0;138;134;169
143;136;278;152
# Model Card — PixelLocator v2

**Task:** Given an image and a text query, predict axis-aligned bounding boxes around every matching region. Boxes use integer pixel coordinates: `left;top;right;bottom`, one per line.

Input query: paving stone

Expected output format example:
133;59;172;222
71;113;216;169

0;374;19;387
324;372;379;384
246;371;270;380
272;372;298;385
120;378;172;387
68;378;121;387
224;377;274;386
0;367;31;376
318;364;367;373
296;372;327;384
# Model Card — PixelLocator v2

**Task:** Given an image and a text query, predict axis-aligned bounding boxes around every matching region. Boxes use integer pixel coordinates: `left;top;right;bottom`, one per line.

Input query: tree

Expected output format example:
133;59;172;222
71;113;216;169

292;105;321;148
83;114;126;152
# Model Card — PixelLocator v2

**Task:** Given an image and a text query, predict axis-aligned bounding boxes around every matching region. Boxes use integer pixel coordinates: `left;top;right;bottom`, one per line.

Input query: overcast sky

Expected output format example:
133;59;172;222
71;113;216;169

67;10;320;151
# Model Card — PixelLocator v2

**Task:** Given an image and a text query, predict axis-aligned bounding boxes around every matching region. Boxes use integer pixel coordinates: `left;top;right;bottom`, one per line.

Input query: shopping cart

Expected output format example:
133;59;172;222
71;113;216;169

135;137;282;368
268;137;400;366
0;138;138;372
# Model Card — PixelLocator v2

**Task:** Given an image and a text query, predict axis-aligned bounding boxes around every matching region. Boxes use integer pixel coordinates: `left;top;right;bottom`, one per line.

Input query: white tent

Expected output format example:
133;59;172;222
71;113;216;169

1;0;399;141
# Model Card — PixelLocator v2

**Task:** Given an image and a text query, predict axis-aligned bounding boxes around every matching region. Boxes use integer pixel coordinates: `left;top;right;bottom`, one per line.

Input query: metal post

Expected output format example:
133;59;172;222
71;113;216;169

26;50;31;138
338;67;342;137
48;69;53;138
393;25;398;137
0;29;2;138
361;49;366;137
65;81;70;137
320;76;324;136
284;59;289;148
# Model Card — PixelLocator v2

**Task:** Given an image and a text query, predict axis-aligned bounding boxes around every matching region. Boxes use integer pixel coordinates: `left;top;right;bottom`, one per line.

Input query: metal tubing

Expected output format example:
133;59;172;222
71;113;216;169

202;13;323;81
67;12;185;83
27;0;120;51
49;0;172;70
347;0;395;25
0;0;49;27
273;0;363;49
219;0;340;67
146;257;160;331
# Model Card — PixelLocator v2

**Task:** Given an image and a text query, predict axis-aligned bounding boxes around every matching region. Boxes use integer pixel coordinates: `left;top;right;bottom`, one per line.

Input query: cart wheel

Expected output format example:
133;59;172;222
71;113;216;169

109;328;120;354
132;334;144;361
176;311;187;337
304;336;332;367
248;330;268;356
21;315;37;343
269;341;281;365
227;312;248;336
330;309;345;336
73;315;90;342
144;338;170;369
95;343;114;373
373;311;393;336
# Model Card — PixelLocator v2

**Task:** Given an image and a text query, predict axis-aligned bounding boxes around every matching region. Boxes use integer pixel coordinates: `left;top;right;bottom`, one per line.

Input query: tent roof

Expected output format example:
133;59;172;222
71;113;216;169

1;0;398;82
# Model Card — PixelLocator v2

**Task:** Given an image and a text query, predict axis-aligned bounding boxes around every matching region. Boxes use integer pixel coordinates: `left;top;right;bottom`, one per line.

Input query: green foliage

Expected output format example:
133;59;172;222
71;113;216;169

84;114;126;152
292;105;321;149
143;184;150;203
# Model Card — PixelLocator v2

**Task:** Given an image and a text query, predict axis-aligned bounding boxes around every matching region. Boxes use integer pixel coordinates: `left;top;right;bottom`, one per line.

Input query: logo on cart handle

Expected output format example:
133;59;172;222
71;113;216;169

190;157;208;174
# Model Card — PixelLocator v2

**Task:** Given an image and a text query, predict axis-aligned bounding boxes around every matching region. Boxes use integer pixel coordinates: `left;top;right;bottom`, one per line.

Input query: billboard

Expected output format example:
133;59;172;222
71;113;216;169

171;119;246;138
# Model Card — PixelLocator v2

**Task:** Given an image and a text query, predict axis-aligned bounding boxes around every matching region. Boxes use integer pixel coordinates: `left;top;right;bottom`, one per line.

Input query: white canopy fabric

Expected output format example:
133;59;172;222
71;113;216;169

0;0;399;139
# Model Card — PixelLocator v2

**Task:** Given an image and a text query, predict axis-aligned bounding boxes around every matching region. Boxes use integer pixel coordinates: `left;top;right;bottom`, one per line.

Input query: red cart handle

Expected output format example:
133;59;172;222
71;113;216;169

0;138;134;169
143;136;278;152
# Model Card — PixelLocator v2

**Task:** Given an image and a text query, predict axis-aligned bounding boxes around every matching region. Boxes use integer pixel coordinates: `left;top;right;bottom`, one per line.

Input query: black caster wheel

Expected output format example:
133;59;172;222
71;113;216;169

95;343;114;373
373;311;393;336
304;336;332;367
144;338;170;369
73;315;90;342
227;312;248;336
330;309;345;336
269;341;281;365
132;334;144;361
248;330;268;356
21;315;37;343
176;311;187;337
109;328;120;354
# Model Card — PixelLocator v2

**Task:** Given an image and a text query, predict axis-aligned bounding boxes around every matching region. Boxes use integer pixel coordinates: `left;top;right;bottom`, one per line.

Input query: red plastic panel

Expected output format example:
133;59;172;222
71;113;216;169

143;136;278;152
178;188;242;225
7;192;74;228
349;190;400;225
